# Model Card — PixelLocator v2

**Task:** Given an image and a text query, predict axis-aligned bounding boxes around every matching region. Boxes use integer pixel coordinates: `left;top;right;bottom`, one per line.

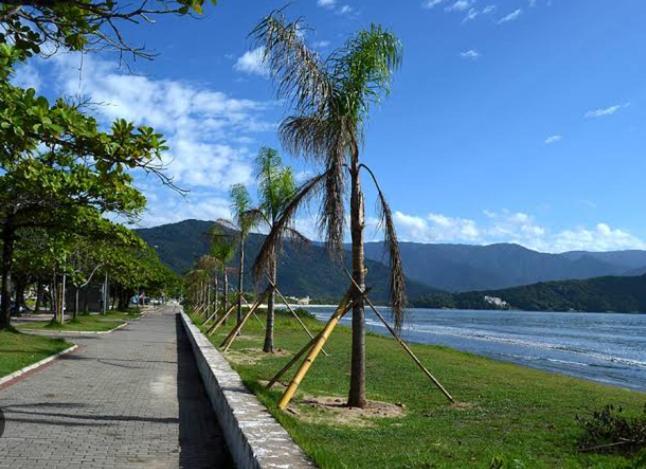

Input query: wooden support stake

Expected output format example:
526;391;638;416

220;289;270;352
277;291;353;410
266;276;329;357
342;269;455;403
266;298;354;390
207;302;237;336
240;295;264;327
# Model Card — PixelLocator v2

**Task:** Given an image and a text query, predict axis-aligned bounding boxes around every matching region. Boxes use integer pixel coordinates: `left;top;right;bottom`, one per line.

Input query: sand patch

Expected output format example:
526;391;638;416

286;394;406;428
225;348;290;365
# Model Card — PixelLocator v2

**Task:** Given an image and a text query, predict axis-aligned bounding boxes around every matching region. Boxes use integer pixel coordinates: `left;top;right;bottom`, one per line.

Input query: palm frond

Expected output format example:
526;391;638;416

360;163;407;333
253;171;327;281
320;146;346;258
251;10;332;116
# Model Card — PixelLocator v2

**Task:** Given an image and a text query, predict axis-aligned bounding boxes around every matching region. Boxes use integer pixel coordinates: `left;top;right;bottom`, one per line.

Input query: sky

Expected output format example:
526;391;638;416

12;0;646;253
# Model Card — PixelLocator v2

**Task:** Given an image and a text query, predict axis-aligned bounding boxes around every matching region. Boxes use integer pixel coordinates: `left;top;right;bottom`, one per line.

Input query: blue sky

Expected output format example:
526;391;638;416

12;0;646;252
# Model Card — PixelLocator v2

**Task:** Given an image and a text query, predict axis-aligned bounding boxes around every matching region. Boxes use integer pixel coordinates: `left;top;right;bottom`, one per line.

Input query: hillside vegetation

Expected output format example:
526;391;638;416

415;274;646;313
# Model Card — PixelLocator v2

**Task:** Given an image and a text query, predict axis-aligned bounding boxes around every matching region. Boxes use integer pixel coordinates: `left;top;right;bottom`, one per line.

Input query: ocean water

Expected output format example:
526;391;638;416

306;307;646;391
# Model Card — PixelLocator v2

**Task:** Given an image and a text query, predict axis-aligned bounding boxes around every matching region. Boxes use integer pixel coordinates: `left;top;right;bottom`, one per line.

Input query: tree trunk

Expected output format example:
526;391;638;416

237;236;245;324
222;269;229;324
34;282;43;314
73;286;79;321
348;158;367;408
263;249;277;353
14;280;25;317
60;273;66;324
0;219;15;330
213;273;219;318
102;273;108;315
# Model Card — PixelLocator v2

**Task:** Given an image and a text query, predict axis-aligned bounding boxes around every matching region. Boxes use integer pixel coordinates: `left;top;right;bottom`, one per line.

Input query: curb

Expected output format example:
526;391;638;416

179;310;315;469
0;344;78;387
19;321;128;336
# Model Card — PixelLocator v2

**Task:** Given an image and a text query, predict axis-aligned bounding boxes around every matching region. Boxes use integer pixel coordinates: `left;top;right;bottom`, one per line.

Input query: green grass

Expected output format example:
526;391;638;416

16;309;140;332
190;309;645;468
0;330;72;378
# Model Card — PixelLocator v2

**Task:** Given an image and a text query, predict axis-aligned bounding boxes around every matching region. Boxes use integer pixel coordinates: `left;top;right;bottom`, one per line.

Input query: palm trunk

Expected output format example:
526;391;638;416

0;218;15;330
348;158;367;408
213;273;219;317
237;236;245;324
263;248;277;353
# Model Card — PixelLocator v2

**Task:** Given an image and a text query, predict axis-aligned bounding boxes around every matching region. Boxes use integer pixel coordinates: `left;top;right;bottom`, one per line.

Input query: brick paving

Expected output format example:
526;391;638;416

0;306;232;468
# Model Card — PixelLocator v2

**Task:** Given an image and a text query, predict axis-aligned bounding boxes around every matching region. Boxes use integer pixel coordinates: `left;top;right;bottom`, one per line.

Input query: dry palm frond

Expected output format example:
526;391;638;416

253;171;328;281
360;163;407;333
251;10;332;116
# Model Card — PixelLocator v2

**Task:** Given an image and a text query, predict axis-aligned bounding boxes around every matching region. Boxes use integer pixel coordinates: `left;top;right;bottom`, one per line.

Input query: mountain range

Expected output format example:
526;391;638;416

136;219;438;302
137;219;646;304
363;242;646;292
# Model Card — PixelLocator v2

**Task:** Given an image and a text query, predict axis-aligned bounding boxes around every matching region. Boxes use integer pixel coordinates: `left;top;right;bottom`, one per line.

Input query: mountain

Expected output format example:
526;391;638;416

136;219;439;302
415;274;646;313
363;242;646;292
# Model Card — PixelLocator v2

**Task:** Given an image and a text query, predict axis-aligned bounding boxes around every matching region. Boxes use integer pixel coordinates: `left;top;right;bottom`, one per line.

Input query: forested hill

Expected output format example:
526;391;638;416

135;219;440;303
415;274;646;313
363;241;646;292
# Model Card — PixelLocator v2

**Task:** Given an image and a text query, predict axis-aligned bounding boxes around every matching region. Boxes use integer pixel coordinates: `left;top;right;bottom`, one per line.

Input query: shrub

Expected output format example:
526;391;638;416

576;404;646;455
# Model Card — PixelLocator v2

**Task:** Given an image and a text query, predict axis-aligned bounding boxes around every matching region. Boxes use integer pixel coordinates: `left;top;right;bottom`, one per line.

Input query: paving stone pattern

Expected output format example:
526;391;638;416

0;306;232;468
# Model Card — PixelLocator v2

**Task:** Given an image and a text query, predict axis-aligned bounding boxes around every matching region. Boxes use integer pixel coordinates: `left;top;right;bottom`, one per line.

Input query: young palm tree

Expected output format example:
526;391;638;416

210;226;235;318
247;147;299;353
228;184;256;324
252;11;406;407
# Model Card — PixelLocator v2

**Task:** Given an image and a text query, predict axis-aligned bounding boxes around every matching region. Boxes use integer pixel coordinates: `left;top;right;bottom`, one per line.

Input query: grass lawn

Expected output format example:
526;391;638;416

16;309;141;333
190;309;645;468
0;330;72;378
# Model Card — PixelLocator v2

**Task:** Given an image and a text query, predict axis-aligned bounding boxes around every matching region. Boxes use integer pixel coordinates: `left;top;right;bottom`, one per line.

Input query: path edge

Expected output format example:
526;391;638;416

19;321;128;336
0;344;78;387
179;310;315;469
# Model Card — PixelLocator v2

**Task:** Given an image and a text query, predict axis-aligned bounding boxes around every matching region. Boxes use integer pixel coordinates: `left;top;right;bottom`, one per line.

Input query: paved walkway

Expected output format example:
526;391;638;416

0;306;232;468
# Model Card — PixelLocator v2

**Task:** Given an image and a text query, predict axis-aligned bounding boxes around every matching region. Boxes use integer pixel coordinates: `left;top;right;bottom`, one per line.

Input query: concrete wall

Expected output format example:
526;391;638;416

179;311;315;469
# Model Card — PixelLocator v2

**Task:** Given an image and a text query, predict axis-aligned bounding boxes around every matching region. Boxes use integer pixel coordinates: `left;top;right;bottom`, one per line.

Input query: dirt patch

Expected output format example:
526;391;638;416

450;401;475;410
286;394;406;428
225;348;290;365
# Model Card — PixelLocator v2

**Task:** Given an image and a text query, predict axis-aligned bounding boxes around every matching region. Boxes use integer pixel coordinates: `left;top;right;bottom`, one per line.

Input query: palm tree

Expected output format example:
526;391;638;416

252;11;406;408
228;184;256;324
247;147;299;353
210;226;235;319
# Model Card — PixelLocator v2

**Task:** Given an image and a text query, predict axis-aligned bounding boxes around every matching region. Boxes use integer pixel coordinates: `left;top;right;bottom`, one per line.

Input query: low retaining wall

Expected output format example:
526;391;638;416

179;311;314;469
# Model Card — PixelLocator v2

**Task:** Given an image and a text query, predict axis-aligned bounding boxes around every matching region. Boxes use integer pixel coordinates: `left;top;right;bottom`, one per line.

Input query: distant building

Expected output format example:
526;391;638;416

483;295;508;308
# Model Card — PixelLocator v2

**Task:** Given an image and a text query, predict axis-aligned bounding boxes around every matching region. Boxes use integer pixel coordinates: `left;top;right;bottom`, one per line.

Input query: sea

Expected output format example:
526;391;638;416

306;306;646;391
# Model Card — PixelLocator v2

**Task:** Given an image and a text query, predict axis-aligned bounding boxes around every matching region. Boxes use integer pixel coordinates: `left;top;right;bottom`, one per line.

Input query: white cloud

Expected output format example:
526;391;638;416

234;47;269;77
460;49;481;60
392;209;646;252
463;8;479;22
44;52;276;225
422;0;445;8
317;0;336;7
11;62;42;91
482;5;496;14
498;8;522;24
446;0;473;12
544;135;562;144
312;40;331;48
584;103;630;119
338;5;353;15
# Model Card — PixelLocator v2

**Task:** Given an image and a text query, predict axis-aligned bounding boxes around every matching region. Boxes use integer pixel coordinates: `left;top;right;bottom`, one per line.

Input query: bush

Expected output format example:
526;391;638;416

576;404;646;455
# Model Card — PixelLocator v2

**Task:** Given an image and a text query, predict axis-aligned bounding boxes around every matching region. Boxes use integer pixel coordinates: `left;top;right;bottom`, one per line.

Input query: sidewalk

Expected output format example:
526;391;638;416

0;305;232;468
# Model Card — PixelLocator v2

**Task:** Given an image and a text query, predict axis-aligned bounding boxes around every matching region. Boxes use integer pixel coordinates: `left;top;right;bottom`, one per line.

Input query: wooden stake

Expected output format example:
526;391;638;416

266;298;354;390
206;302;237;336
220;289;269;351
240;295;265;327
265;276;329;357
342;269;455;403
277;292;353;410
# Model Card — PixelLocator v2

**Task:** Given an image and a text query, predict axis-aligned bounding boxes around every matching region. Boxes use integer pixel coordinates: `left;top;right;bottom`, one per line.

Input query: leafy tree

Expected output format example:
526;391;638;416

252;12;405;407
